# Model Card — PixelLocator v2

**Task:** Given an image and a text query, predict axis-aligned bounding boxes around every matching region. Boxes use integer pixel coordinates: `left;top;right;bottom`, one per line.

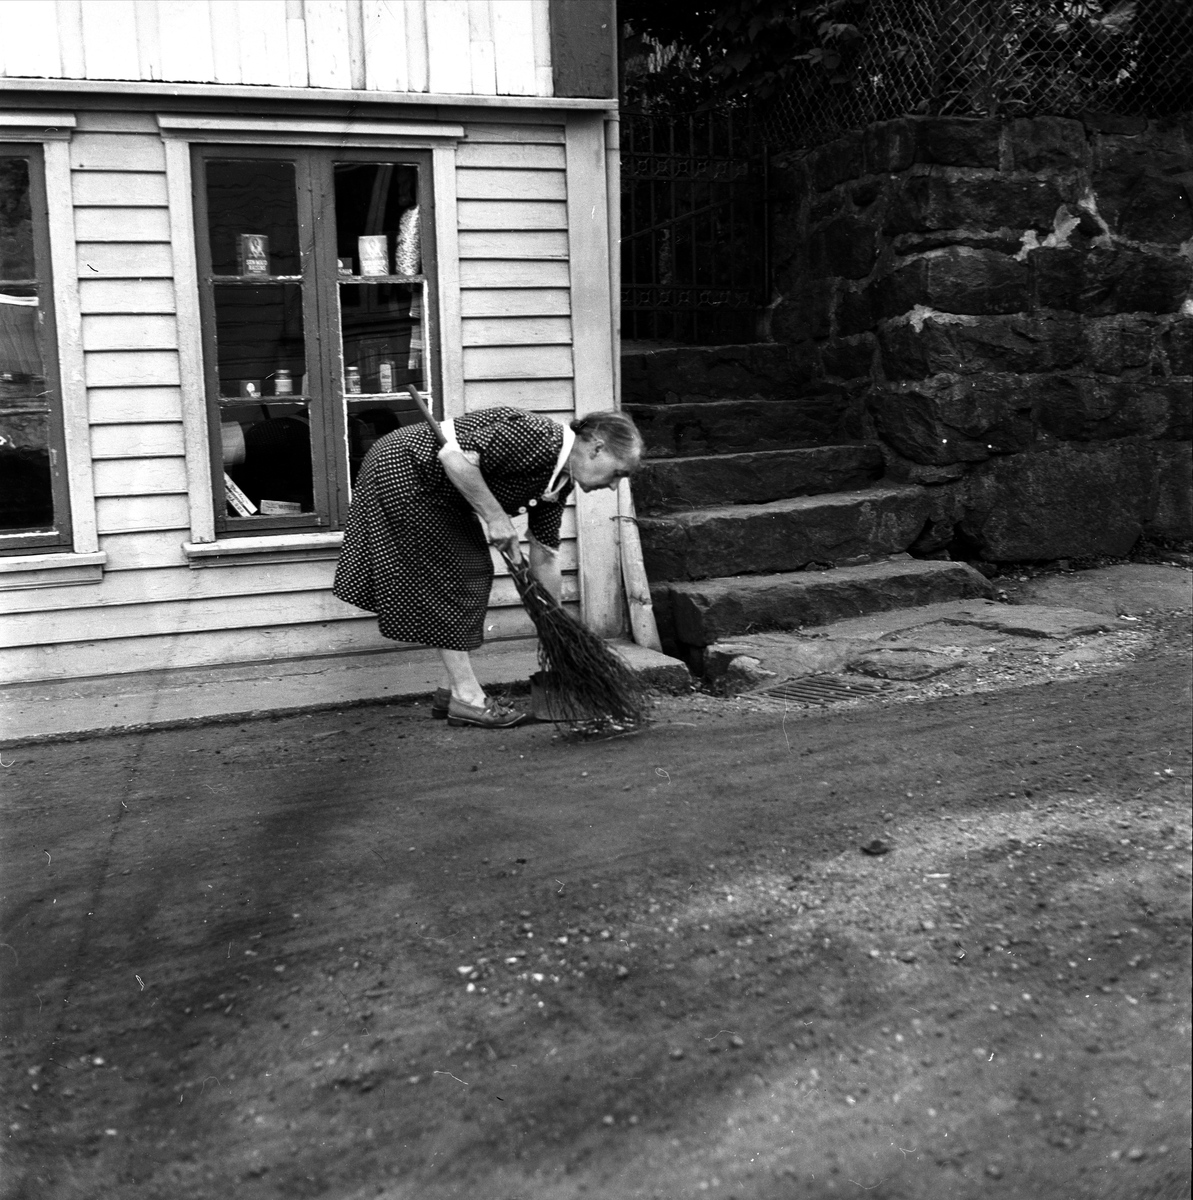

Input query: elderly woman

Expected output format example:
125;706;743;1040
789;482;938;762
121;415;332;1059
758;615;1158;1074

334;406;644;728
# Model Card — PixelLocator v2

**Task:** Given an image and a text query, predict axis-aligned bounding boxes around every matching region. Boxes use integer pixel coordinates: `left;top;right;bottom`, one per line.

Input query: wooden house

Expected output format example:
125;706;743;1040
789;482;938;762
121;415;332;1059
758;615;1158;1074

0;0;626;692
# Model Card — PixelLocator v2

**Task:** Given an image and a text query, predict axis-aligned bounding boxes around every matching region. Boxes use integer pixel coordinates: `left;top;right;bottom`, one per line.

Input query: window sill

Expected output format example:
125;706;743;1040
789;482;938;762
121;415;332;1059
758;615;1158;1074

183;532;343;567
0;550;107;590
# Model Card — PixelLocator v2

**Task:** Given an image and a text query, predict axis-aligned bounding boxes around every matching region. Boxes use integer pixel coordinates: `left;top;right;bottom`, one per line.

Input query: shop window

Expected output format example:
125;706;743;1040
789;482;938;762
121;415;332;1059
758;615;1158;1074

192;147;436;534
0;144;69;554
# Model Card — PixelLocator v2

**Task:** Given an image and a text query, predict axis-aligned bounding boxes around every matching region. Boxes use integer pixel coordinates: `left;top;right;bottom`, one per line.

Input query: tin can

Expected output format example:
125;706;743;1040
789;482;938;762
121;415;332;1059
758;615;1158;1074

357;235;389;277
345;365;362;395
274;369;293;395
238;234;270;276
378;360;395;393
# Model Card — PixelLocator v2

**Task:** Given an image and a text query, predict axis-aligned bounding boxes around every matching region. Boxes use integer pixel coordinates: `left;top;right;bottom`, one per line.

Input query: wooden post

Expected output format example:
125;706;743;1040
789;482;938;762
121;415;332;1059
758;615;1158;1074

565;110;623;638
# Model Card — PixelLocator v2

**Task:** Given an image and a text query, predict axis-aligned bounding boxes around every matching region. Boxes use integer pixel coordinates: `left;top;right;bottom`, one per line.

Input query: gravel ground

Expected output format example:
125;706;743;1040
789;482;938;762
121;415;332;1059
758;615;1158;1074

1;613;1190;1200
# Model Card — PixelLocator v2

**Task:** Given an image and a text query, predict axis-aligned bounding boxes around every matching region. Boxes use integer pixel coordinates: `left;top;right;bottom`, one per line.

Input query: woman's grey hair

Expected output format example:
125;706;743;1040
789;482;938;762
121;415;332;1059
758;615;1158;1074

570;410;644;466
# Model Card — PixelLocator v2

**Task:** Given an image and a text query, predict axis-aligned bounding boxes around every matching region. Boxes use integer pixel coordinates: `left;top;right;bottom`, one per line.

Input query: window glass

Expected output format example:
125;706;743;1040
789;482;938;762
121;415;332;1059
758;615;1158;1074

0;155;55;536
334;163;425;481
205;162;313;519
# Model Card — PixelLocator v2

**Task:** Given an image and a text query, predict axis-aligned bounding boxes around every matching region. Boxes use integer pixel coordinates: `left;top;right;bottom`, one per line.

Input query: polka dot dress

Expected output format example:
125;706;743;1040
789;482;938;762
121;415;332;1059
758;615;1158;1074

333;407;572;650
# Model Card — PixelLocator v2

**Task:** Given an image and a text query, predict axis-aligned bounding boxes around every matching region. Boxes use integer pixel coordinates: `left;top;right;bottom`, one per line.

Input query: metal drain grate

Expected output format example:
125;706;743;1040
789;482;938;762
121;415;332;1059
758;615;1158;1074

750;674;892;705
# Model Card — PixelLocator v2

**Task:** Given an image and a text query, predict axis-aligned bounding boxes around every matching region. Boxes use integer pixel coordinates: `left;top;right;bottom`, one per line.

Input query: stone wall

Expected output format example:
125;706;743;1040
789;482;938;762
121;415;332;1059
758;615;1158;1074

770;113;1193;560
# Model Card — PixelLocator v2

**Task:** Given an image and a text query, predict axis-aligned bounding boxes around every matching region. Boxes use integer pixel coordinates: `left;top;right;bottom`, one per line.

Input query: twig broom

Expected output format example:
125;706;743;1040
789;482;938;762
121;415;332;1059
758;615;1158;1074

405;388;649;730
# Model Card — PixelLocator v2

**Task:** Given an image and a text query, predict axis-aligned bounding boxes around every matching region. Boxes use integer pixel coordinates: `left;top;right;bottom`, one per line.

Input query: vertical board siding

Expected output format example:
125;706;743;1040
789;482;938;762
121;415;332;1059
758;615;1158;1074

0;0;553;94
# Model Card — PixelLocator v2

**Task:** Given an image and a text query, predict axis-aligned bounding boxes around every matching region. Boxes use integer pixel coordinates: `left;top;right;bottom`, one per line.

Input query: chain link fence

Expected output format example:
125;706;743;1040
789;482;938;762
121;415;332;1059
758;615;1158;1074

761;0;1193;152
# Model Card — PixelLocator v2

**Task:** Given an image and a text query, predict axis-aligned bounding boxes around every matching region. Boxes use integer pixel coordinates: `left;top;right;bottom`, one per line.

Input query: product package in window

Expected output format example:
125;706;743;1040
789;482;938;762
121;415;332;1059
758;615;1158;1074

395;206;420;276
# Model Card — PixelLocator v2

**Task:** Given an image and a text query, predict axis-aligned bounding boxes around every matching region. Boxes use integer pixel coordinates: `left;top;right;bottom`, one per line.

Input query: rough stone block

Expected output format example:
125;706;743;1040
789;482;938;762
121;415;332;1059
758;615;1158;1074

1093;127;1193;227
821;335;876;380
1160;318;1193;375
945;604;1111;638
633;444;884;514
879;315;1083;380
864;119;915;173
638;486;931;581
1042;378;1193;441
1008;116;1088;171
810;215;879;279
893;230;1024;256
885;174;1069;235
1081;113;1148;135
1080;315;1156;373
1146;441;1193;539
810;132;864;190
1048;224;1193;315
620;343;816;406
913;118;1002;167
835;287;876;336
771;287;832;343
876;248;1030;317
626;393;864;459
1115;171;1193;243
959;442;1156;559
668;558;996;645
869;376;1036;465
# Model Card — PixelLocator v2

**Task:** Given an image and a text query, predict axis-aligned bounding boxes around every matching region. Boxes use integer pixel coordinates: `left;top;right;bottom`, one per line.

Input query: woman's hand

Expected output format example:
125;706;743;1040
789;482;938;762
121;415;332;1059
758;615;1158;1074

485;514;523;563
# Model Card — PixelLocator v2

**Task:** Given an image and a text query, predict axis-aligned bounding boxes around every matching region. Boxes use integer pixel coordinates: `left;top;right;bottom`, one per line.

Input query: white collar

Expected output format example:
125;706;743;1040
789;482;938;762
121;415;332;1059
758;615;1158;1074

544;421;575;497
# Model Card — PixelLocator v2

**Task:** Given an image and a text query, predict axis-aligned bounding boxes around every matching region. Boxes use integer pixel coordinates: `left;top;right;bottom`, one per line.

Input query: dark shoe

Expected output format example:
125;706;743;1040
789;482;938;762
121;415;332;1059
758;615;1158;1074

446;696;530;729
431;687;450;719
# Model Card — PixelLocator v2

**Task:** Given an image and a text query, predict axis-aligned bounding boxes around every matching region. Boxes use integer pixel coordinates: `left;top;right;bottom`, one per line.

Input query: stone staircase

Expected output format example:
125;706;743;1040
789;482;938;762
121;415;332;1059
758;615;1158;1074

623;344;995;668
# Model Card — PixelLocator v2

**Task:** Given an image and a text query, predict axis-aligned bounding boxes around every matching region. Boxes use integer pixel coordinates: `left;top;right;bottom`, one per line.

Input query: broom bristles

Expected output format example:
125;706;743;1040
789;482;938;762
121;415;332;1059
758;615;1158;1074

505;557;648;728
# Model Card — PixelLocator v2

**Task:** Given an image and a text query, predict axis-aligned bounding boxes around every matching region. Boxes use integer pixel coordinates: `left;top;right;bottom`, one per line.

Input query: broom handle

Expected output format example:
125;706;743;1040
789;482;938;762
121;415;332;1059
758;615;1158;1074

405;385;522;570
405;384;446;447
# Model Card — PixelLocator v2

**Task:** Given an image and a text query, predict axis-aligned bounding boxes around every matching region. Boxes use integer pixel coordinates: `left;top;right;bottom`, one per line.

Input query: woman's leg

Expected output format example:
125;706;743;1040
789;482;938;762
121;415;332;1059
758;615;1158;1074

439;649;487;708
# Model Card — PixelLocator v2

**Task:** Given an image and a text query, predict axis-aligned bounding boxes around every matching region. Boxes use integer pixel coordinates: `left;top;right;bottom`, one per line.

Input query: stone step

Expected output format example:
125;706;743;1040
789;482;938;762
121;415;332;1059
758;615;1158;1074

621;342;817;406
633;444;884;514
626;394;866;458
638;485;931;582
655;558;996;647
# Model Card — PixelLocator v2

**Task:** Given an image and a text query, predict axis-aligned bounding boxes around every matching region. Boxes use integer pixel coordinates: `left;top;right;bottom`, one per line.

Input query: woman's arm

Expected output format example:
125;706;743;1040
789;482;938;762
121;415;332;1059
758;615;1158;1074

528;537;562;603
439;450;522;562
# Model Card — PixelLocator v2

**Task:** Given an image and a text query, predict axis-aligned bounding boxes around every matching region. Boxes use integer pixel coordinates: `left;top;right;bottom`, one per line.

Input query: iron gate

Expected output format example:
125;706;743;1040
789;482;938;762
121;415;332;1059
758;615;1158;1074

620;110;770;346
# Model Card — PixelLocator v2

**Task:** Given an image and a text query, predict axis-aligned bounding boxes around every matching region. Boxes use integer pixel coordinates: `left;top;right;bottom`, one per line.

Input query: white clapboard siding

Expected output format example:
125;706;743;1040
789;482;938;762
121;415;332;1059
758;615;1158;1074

461;288;570;317
463;345;573;380
80;279;177;314
158;0;217;83
98;529;191;571
0;0;555;96
2;578;573;649
461;317;571;346
70;133;166;173
87;386;183;424
73;208;172;243
95;494;191;535
0;604;578;683
85;350;181;388
93;457;188;496
77;242;174;278
457;200;568;230
457;230;568;260
459;260;570;289
72;172;168;207
465;379;574;410
82;314;179;352
456;143;566;171
0;539;578;617
456;169;567;202
90;423;186;458
464;123;565;144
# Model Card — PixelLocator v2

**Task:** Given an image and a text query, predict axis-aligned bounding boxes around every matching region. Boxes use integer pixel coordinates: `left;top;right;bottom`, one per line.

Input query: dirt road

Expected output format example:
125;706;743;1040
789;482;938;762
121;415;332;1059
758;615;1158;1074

2;620;1190;1199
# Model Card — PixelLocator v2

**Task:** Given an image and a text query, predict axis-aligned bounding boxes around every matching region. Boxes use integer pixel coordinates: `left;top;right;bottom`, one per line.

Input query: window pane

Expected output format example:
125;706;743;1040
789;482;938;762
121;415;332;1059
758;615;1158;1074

213;282;313;516
0;157;34;280
333;162;420;277
0;286;53;533
206;160;301;276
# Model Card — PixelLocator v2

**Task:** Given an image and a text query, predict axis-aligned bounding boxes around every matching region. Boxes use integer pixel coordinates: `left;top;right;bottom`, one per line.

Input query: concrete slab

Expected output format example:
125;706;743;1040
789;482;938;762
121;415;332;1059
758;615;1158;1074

943;604;1114;639
0;639;688;745
1017;563;1193;616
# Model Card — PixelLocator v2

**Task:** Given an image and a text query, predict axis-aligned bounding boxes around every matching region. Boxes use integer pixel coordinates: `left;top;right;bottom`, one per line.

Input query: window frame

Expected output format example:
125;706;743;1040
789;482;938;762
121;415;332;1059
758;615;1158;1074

190;142;441;538
0;140;72;555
